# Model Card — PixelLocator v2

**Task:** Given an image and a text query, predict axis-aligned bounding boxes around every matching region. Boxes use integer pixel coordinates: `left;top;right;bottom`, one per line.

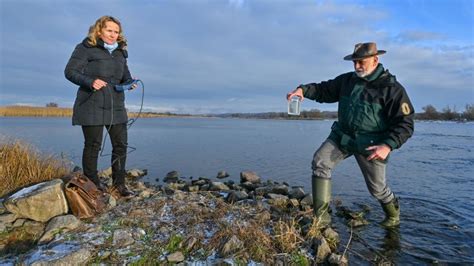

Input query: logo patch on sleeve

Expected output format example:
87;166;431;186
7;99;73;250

401;102;411;115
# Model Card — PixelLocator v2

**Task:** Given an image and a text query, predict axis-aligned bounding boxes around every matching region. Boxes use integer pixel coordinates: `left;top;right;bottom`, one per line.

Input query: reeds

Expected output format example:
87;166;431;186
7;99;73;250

0;106;73;117
0;106;188;118
0;140;70;197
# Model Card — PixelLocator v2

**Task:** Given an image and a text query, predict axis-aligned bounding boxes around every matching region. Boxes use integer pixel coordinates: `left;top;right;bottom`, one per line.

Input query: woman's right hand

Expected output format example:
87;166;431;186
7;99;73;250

92;79;108;90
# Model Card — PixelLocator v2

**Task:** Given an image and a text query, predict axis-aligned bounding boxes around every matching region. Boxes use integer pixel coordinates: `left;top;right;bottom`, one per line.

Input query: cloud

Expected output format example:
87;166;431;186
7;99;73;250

0;0;472;113
395;30;445;43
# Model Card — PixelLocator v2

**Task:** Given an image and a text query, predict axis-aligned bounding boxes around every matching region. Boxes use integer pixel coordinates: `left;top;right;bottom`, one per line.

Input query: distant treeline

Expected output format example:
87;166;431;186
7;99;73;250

216;104;474;121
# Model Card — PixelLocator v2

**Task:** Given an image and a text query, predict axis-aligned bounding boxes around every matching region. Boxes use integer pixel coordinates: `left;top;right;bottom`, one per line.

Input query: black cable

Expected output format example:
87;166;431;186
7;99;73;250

98;80;145;167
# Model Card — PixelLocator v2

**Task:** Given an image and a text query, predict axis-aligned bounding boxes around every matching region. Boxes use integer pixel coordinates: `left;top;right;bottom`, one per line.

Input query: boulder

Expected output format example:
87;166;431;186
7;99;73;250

240;171;261;184
4;179;68;222
39;215;82;244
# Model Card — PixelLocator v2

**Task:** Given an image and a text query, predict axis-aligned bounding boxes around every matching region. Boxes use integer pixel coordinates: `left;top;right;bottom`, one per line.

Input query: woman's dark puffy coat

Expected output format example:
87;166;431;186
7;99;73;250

65;38;132;126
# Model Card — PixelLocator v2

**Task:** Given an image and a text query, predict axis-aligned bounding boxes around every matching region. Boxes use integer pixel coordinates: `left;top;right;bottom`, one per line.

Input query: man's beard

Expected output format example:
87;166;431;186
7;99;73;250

355;70;369;78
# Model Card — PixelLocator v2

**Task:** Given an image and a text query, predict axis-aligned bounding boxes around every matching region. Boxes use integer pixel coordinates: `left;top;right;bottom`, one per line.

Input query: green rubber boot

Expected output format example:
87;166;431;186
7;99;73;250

380;197;400;228
312;177;331;227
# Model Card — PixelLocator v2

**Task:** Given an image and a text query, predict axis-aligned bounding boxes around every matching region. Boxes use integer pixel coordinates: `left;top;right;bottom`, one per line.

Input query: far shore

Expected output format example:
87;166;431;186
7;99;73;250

1;105;472;122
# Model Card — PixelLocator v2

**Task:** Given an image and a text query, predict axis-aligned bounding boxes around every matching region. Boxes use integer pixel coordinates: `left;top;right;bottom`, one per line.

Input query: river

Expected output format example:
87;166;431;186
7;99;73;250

1;117;473;264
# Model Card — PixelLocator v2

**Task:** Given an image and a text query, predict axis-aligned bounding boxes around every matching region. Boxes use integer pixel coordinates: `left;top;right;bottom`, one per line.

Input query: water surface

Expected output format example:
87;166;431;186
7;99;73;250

1;117;473;264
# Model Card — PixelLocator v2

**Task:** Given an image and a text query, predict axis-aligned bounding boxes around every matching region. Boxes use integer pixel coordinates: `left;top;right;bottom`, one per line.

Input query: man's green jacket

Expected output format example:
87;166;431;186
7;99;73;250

300;64;414;155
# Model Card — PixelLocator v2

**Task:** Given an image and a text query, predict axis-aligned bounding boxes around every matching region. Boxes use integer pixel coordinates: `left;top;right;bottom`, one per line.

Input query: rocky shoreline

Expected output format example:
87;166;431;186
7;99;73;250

1;169;350;265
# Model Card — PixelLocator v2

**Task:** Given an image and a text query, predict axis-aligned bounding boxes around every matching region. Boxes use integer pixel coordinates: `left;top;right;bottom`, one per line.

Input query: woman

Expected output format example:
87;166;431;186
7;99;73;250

65;16;135;197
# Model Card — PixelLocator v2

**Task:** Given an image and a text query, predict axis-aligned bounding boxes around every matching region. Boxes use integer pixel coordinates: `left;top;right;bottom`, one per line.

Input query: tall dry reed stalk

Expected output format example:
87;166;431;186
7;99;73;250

0;141;70;197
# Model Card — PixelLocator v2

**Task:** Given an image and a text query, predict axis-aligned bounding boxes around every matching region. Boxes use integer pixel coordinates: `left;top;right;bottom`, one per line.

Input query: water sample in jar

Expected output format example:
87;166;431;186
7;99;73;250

288;96;301;115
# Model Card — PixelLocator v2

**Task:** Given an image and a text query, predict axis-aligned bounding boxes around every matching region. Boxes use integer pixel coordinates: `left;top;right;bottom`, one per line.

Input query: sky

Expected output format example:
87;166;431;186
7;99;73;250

0;0;473;114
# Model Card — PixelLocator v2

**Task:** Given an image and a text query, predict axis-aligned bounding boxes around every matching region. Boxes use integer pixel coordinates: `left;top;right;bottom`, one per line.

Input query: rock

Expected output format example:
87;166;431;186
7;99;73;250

323;227;340;243
167;251;184;262
108;194;117;208
127;169;147;179
167;182;186;191
328;253;348;265
240;171;261;184
134;181;147;191
241;181;259;191
226;191;249;203
348;218;369;227
289;187;306;200
12;218;26;228
271;184;289;195
72;165;82;173
164;171;179;183
313;237;331;263
4;179;68;222
39;215;81;244
0;200;6;214
288;199;300;208
216;171;230;179
209;182;230;191
113;229;134;247
0;213;18;225
255;186;271;196
23;243;92;266
183;236;198;252
267;193;289;201
219;235;243;257
187;185;200;192
98;167;112;178
300;194;313;206
138;190;152;199
1;220;45;253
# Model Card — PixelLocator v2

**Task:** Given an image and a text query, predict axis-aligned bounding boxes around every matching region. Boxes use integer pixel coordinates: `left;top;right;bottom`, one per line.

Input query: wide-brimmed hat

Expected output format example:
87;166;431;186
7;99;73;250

343;42;386;61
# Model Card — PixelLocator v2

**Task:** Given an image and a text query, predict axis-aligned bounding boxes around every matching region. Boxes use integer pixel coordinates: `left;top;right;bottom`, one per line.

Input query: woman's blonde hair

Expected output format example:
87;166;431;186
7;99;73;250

87;16;127;47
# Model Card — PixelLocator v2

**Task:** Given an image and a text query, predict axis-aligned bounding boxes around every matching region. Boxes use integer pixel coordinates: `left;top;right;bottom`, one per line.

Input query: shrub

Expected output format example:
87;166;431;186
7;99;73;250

0;140;70;197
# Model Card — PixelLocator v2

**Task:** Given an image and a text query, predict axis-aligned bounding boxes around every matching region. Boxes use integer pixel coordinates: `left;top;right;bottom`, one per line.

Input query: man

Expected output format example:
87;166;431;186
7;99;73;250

287;42;414;227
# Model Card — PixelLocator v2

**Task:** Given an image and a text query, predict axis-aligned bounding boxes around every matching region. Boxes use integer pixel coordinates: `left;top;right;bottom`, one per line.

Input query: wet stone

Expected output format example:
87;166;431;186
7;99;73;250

240;171;261;184
289;187;306;200
313;237;331;263
164;171;179;183
323;227;340;243
216;171;230;179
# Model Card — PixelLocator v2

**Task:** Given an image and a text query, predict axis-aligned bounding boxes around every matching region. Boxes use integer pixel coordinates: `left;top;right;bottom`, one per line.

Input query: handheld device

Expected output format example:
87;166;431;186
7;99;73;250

114;79;139;92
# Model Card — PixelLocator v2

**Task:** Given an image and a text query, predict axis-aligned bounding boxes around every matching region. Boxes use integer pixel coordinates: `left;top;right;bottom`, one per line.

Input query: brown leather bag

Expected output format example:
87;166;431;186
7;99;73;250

64;173;107;219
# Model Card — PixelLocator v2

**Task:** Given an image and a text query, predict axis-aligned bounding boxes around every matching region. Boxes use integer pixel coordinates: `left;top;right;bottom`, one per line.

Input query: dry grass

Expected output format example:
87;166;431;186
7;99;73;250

0;106;73;117
0;140;70;197
0;105;191;118
273;218;305;254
